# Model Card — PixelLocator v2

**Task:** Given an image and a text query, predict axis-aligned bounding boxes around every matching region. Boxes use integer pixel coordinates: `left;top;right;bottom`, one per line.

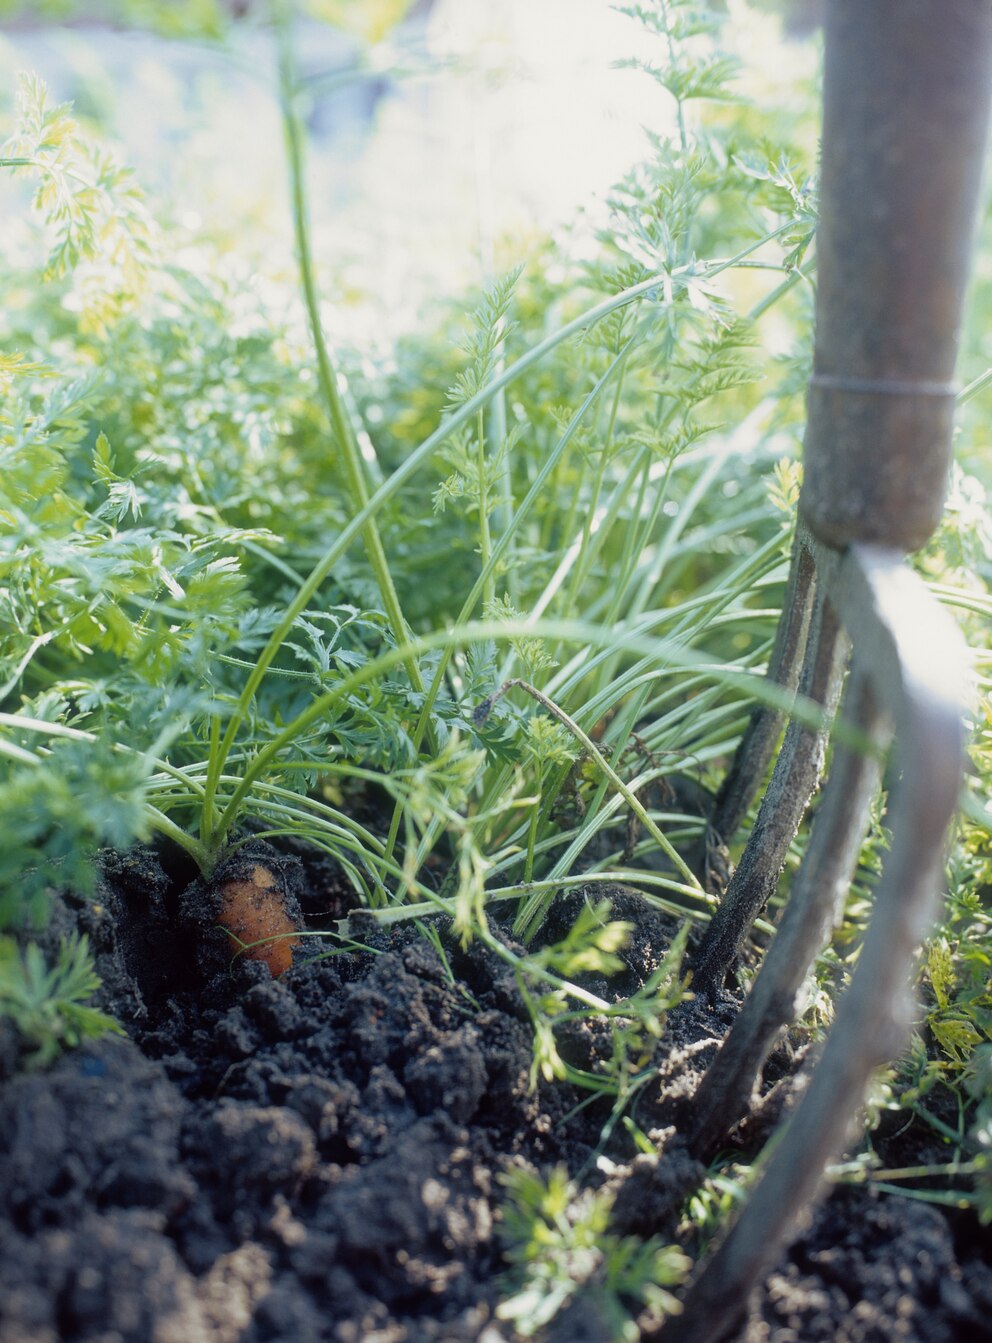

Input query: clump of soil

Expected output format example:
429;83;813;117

1;845;991;1342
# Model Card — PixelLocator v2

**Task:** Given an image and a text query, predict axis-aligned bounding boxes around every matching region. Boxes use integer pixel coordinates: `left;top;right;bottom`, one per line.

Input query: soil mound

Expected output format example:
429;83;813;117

1;847;989;1342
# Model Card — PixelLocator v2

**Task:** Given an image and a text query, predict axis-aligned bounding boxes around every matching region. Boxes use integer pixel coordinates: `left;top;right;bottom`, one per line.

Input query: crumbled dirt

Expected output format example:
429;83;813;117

1;844;990;1342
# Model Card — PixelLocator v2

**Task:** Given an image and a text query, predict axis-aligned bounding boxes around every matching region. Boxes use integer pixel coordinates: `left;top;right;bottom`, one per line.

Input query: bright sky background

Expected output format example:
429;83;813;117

0;1;815;341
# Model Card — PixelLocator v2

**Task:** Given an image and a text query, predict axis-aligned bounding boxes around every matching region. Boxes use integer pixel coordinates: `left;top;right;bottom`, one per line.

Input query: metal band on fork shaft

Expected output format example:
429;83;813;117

808;374;958;398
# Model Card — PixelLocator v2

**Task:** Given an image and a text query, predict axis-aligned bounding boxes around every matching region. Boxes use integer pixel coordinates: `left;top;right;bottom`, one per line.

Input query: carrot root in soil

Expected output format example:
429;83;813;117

216;863;301;978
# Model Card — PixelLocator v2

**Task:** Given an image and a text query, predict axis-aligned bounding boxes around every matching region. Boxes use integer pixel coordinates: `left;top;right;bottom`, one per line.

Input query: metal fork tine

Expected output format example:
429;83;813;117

654;544;966;1343
688;641;887;1160
707;536;818;855
691;574;848;995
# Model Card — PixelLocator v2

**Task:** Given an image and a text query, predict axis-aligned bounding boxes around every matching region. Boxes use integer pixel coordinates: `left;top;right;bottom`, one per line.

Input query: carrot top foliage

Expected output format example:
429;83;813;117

1;1;991;1303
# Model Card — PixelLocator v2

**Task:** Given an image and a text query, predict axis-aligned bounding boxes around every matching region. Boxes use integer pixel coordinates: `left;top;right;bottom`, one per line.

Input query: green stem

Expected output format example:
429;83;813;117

661;0;689;157
524;767;542;884
200;714;220;843
907;1100;973;1151
748;254;816;321
246;0;430;787
144;807;212;871
382;338;637;866
563;364;627;619
959;365;992;404
275;0;420;660
476;408;494;607
608;445;654;613
480;678;700;893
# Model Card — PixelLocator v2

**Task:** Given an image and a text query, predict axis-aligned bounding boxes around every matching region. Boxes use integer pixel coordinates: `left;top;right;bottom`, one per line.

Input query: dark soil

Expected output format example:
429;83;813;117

2;844;991;1343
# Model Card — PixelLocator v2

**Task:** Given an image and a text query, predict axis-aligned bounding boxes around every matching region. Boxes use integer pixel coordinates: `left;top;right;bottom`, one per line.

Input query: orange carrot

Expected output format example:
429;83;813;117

217;863;300;978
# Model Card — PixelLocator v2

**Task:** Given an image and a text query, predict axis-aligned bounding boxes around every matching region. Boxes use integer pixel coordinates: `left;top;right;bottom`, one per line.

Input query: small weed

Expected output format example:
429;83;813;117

497;1163;690;1339
0;933;122;1069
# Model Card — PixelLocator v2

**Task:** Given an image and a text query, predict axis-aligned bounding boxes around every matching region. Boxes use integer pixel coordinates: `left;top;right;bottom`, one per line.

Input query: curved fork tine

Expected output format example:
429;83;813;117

708;536;818;854
692;553;848;996
653;546;966;1343
689;661;887;1160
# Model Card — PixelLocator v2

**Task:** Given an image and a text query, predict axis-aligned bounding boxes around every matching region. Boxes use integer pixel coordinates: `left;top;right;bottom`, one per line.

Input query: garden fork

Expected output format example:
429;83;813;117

651;4;992;1340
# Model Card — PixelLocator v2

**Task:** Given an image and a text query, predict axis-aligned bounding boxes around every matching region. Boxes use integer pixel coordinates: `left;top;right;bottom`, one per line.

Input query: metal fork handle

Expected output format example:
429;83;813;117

801;0;992;551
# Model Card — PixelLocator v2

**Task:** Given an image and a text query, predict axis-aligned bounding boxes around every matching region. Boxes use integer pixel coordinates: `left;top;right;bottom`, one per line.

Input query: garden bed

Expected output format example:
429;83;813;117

2;844;990;1343
3;5;992;1340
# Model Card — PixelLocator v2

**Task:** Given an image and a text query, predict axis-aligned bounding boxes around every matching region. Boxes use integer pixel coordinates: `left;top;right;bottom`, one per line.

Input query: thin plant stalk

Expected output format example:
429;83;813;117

473;678;700;919
562;367;628;617
273;1;429;683
476;406;495;608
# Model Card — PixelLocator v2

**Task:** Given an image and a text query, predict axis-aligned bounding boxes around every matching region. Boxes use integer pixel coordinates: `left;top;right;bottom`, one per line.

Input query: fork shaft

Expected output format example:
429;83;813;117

801;0;992;551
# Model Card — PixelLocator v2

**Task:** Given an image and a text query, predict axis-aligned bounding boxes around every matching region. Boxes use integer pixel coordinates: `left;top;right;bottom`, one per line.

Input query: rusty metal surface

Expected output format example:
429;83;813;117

800;0;992;550
658;543;968;1343
690;587;847;994
708;537;817;851
688;617;886;1159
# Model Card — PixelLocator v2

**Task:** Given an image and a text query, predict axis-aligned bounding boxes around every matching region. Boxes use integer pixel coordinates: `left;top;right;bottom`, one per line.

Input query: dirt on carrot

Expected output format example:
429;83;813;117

216;863;301;978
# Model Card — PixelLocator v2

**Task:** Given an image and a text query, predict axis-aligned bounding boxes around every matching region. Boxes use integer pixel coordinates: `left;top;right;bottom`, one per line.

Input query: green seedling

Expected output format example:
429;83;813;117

0;933;122;1069
497;1163;690;1339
